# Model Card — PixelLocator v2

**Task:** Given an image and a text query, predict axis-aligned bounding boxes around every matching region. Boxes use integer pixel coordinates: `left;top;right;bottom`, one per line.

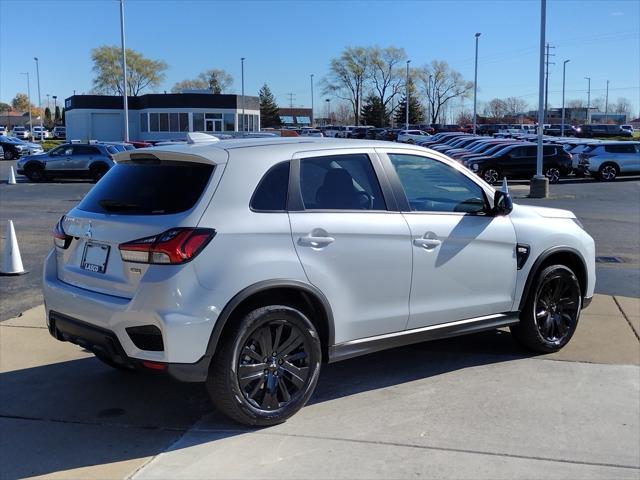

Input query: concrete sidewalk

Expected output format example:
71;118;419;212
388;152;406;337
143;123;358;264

0;295;638;480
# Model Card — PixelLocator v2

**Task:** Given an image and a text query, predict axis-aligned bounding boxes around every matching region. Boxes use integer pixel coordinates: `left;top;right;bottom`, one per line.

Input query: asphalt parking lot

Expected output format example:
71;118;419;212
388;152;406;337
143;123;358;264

0;158;639;479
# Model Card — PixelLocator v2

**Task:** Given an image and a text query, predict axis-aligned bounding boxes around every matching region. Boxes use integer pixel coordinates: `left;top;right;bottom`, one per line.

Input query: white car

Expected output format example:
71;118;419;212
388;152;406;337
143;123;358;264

31;126;50;139
620;125;634;134
44;137;595;426
322;126;345;138
299;128;323;137
397;129;432;143
11;126;30;140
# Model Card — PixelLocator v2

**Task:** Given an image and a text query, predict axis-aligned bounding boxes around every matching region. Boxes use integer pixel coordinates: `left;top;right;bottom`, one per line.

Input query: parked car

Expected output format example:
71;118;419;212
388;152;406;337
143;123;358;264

577;141;640;181
620;125;634;134
396;130;431;144
467;143;572;184
335;126;358;138
31;126;50;139
0;135;43;159
0;145;4;160
543;124;577;136
323;126;346;138
43;137;595;426
99;141;136;152
447;139;514;160
576;124;633;138
52;126;66;139
460;142;521;165
347;127;372;139
0;125;8;136
16;142;117;182
11;126;30;139
299;128;324;137
366;128;387;140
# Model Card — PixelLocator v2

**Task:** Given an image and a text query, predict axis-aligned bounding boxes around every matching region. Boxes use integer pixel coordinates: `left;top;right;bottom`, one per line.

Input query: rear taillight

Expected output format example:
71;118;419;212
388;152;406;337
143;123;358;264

118;228;215;265
52;216;72;249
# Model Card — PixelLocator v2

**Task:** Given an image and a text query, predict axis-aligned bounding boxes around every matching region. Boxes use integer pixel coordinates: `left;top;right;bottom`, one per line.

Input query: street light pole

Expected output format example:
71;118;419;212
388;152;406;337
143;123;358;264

34;57;43;141
52;95;57;124
241;57;245;132
20;72;32;134
310;74;314;127
530;0;548;198
326;98;330;124
561;59;570;137
119;0;129;142
473;32;481;134
405;60;411;130
584;76;591;124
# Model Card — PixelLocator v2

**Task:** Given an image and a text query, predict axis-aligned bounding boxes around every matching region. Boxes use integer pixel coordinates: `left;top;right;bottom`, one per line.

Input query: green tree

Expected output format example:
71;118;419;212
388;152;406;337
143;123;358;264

91;45;167;96
54;105;61;124
11;93;30;112
360;95;388;127
0;102;11;113
259;83;282;128
172;69;233;94
394;79;424;126
61;107;65;125
44;107;53;127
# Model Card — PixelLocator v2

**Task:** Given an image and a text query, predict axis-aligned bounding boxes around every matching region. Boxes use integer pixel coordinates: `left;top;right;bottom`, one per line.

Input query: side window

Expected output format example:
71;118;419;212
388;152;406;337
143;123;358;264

50;145;72;156
509;147;524;158
389;153;487;214
299;154;386;210
73;146;99;155
251;162;290;211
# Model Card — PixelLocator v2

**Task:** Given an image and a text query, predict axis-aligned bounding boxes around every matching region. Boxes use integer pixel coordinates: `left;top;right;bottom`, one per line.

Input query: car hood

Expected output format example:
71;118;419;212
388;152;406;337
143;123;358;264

512;203;576;220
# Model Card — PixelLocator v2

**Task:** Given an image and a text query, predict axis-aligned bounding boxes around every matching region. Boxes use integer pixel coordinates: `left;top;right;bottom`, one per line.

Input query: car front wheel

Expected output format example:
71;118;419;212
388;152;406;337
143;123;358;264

481;167;501;184
207;305;322;426
598;163;618;181
4;150;15;160
545;167;561;184
25;163;45;182
511;264;581;353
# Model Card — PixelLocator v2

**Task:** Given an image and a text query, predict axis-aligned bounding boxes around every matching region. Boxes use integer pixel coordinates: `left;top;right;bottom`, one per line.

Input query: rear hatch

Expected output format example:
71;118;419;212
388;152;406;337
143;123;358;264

55;153;224;298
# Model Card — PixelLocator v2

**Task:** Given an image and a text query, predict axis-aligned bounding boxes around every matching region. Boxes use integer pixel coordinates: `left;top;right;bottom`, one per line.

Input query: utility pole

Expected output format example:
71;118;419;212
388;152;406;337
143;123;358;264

561;59;570;137
584;76;591;124
286;93;295;109
473;32;481;134
34;57;43;141
20;72;32;133
241;57;245;132
530;0;548;199
405;60;411;130
310;74;314;127
543;42;555;126
119;0;129;142
604;80;610;123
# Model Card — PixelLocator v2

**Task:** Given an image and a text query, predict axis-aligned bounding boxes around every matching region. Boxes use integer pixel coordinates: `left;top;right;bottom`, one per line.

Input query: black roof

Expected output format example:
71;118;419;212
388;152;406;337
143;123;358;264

64;93;259;111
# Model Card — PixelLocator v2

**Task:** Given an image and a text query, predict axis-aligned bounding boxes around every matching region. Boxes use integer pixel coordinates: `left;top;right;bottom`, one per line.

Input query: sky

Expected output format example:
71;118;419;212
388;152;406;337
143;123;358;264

1;0;639;119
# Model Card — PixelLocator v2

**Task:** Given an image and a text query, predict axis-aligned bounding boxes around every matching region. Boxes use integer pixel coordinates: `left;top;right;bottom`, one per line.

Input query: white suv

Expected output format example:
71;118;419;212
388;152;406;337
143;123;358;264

44;138;595;426
577;141;640;180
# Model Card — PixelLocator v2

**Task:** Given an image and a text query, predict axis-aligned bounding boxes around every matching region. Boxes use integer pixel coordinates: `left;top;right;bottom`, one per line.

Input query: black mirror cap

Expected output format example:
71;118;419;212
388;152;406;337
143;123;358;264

493;190;513;216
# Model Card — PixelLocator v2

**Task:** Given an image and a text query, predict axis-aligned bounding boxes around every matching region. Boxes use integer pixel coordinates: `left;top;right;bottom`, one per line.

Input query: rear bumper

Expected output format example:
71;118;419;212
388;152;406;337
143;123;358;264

48;310;210;381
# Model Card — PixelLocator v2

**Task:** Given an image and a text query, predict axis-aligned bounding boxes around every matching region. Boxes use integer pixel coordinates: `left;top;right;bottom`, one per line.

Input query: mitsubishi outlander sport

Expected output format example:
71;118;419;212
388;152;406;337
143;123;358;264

43;137;595;426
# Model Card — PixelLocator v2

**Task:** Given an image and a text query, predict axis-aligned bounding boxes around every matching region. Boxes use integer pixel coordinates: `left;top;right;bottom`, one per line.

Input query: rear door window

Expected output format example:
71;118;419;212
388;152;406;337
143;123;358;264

78;160;214;215
73;146;100;156
251;162;290;211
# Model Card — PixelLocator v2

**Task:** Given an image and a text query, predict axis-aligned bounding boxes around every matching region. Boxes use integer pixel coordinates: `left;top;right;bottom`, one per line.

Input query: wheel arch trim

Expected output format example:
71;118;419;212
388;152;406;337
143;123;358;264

518;245;588;311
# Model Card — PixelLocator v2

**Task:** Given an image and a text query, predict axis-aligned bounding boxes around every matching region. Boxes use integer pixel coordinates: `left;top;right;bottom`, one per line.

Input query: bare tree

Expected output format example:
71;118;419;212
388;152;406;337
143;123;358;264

502;97;528;117
567;99;585;109
420;60;473;124
485;98;507;119
172;69;233;94
322;46;369;125
368;46;407;125
613;97;633;115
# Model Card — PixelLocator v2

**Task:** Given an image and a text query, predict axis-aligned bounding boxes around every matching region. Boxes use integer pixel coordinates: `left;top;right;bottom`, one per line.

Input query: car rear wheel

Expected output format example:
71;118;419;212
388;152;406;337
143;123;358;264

207;305;321;426
3;150;15;160
481;167;501;184
545;167;561;184
25;163;45;182
510;264;581;353
598;163;618;181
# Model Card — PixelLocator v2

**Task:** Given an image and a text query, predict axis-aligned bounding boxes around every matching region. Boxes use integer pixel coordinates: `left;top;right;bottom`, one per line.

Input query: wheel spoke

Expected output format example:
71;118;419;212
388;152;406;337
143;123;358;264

552;278;564;301
558;297;577;310
256;327;272;357
248;376;265;398
239;370;264;388
239;362;266;377
281;361;308;389
278;377;291;402
242;346;263;362
278;331;303;358
285;351;307;362
272;324;284;353
536;309;548;319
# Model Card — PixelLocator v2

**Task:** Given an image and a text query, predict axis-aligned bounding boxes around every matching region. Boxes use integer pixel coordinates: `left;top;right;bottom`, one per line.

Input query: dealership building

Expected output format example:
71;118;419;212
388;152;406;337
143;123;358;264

64;92;260;142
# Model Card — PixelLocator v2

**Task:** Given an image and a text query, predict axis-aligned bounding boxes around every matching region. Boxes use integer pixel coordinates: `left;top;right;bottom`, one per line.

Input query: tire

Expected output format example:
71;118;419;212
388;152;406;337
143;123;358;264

545;167;561;184
207;305;322;426
90;163;109;182
510;265;582;353
481;167;501;184
3;150;15;161
598;163;618;182
94;352;135;371
24;163;45;182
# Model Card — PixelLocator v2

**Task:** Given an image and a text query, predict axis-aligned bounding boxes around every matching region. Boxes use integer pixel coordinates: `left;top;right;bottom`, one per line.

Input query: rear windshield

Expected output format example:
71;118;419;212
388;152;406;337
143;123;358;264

78;160;214;215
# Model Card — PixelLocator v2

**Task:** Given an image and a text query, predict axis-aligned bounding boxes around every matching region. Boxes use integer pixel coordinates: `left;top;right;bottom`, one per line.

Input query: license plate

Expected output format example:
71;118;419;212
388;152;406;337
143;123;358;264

81;242;110;274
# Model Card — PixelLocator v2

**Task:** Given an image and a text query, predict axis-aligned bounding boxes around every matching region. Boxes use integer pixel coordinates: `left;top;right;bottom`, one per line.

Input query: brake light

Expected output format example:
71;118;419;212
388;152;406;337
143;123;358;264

52;216;72;249
118;228;215;264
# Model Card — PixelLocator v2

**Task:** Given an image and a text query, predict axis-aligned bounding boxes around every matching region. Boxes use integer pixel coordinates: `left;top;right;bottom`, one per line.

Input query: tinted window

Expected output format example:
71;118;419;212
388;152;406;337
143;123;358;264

605;144;636;154
50;145;73;156
251;162;290;211
389;154;487;214
299;154;386;210
73;146;100;155
78;160;213;215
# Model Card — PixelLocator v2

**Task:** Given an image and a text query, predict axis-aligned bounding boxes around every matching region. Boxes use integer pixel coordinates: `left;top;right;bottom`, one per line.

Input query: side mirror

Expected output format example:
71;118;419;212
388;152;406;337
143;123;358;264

493;190;513;216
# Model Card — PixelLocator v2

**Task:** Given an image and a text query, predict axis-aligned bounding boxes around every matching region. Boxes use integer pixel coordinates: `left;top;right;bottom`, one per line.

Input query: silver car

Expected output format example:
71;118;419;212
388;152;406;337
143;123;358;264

577;141;640;180
16;143;117;182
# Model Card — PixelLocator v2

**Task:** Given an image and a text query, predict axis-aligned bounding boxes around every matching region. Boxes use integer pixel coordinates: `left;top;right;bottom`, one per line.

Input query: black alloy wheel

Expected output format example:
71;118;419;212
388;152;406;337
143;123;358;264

511;265;582;353
25;163;44;182
482;167;500;184
3;149;15;160
207;305;321;426
598;164;618;181
545;167;561;184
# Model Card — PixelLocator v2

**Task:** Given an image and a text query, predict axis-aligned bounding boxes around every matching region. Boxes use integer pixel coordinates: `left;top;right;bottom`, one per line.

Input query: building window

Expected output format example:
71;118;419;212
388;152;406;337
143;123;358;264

150;113;160;132
205;113;222;119
223;113;235;131
180;113;189;131
169;113;179;132
193;113;204;132
159;113;169;131
140;113;148;132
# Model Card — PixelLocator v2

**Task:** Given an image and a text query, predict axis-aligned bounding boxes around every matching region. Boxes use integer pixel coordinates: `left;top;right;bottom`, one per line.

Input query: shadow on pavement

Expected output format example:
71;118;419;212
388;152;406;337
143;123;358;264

0;329;530;478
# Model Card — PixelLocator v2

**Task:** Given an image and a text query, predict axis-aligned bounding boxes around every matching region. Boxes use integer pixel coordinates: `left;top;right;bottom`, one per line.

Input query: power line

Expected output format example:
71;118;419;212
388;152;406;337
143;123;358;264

285;92;295;109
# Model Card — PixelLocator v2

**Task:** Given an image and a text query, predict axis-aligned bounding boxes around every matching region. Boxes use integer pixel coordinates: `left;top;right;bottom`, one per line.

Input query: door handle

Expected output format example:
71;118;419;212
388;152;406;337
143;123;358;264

298;235;335;247
413;238;442;249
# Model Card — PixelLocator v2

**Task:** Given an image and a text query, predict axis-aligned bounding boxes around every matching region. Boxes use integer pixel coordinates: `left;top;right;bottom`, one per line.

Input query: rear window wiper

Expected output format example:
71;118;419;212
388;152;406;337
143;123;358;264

98;199;143;211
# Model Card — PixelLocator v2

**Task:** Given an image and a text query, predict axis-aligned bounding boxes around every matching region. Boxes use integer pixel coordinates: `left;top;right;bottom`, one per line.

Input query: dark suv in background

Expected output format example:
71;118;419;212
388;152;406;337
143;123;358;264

577;124;632;138
467;143;572;184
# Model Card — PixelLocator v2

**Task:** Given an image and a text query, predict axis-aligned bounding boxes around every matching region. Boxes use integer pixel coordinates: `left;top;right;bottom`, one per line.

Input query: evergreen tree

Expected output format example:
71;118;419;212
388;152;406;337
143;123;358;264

360;95;389;127
259;83;282;128
45;107;52;128
61;107;65;125
394;79;424;126
54;106;61;124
